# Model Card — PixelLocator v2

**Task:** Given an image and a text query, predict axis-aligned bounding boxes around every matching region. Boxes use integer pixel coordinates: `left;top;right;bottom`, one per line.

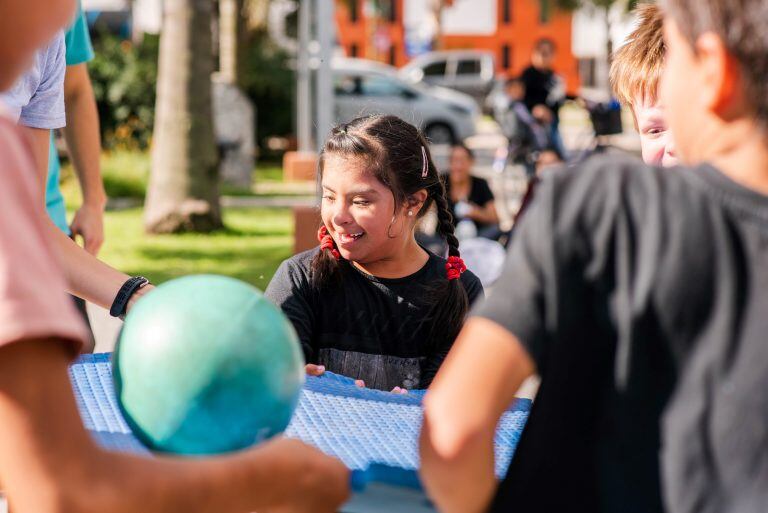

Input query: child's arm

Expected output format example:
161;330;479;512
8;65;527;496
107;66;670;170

43;218;154;311
467;201;499;225
0;338;349;513
25;127;52;190
64;63;107;256
420;317;535;513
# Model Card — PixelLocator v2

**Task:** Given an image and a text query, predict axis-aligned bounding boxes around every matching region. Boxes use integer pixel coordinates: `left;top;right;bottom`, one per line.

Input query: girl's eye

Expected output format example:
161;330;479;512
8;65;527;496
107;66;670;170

322;195;335;202
353;199;371;206
646;127;665;136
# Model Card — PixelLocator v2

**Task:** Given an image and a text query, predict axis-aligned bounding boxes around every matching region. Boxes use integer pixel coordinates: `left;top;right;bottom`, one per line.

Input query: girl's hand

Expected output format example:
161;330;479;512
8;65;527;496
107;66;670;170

354;380;365;388
391;386;408;395
466;206;482;221
305;364;325;376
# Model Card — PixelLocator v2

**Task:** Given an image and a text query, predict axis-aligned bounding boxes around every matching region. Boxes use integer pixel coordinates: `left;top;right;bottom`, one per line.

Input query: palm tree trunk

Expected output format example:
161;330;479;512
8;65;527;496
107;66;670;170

219;0;246;85
144;0;223;234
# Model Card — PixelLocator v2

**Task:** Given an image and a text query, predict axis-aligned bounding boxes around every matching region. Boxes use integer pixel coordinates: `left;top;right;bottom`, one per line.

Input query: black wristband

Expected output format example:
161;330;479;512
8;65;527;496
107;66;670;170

110;276;150;318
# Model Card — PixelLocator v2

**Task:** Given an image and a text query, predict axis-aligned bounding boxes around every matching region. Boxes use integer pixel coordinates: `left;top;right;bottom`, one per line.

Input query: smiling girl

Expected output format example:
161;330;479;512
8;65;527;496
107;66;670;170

265;115;483;392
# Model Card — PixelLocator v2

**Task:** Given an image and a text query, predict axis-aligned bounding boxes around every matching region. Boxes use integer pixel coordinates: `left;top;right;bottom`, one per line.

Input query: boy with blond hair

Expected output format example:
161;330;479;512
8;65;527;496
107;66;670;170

421;0;768;512
610;3;677;167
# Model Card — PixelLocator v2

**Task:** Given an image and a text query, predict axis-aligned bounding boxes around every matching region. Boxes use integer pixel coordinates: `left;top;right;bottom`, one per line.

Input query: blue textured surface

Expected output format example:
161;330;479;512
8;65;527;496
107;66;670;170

70;353;530;489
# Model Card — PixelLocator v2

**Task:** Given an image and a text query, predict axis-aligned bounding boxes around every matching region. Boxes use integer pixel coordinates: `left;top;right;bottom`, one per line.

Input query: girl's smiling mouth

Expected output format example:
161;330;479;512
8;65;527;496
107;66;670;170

337;232;365;245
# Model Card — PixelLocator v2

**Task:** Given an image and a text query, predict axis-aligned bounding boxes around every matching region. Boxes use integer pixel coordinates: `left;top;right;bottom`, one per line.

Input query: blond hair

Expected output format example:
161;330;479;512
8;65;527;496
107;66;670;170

610;3;665;108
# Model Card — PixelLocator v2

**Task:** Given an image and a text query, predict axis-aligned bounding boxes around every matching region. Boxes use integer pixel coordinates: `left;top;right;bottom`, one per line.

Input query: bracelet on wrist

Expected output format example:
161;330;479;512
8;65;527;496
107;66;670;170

110;276;150;319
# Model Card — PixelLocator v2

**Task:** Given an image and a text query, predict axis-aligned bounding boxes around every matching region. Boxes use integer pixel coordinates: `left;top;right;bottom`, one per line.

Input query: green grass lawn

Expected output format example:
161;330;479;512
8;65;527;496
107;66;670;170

254;163;283;182
97;207;293;291
60;150;150;203
60;151;297;290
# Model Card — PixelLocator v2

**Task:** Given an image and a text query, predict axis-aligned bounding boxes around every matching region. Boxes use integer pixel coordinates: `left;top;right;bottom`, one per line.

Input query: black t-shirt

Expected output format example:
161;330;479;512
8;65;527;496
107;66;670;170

475;156;768;513
444;176;495;231
521;65;560;121
265;249;483;391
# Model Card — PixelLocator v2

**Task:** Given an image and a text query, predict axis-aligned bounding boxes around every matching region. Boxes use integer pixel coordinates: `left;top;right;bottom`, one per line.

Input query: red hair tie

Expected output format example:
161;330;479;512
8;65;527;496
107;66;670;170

445;256;467;281
317;225;340;260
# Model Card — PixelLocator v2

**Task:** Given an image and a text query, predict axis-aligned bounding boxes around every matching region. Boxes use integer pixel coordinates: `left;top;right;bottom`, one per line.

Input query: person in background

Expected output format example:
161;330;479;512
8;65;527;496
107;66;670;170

521;38;567;159
495;77;549;175
443;143;501;240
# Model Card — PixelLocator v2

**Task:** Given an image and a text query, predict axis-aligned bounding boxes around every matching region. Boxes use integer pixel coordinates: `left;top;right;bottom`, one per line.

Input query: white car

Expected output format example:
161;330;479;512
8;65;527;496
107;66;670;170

399;50;496;107
333;58;478;144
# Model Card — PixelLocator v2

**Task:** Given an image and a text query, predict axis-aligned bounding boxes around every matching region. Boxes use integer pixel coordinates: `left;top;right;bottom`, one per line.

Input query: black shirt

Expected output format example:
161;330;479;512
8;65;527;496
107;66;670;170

444;176;495;231
521;65;560;121
265;249;483;391
475;156;768;513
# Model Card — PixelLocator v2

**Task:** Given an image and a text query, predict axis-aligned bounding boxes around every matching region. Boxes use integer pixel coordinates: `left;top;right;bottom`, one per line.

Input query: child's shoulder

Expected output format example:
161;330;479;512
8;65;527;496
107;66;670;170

541;154;702;225
547;153;661;190
274;248;360;283
265;249;322;299
277;248;320;277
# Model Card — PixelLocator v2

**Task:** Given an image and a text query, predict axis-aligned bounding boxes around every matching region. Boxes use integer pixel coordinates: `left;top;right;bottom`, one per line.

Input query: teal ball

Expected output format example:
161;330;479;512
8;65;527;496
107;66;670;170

113;275;304;455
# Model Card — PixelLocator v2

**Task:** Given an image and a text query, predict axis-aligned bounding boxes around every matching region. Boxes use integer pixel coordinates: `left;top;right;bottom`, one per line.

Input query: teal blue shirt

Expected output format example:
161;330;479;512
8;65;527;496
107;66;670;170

46;1;95;234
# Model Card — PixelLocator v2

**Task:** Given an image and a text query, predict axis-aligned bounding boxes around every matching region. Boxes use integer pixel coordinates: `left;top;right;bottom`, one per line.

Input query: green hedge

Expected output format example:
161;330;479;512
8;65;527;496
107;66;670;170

90;33;159;150
89;30;294;153
240;29;295;155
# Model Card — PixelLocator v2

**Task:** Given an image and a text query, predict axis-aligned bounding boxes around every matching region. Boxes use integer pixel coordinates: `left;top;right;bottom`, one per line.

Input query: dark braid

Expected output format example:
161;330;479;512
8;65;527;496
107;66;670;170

431;182;460;257
420;164;470;372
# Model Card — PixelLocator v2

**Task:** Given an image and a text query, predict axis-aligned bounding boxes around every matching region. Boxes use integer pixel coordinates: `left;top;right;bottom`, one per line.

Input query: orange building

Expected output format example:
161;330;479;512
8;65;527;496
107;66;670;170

335;0;579;94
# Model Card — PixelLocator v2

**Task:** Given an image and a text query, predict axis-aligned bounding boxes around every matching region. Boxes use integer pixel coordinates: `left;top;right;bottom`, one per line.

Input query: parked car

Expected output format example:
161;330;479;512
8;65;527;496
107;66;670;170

398;50;496;107
333;58;478;144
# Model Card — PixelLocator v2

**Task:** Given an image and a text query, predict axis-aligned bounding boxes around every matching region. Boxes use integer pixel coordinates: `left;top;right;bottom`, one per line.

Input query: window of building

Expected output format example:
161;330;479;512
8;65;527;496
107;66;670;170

540;0;550;23
348;0;359;22
387;0;397;22
456;59;481;75
503;0;512;24
502;44;512;70
389;46;397;65
374;0;396;22
350;44;359;57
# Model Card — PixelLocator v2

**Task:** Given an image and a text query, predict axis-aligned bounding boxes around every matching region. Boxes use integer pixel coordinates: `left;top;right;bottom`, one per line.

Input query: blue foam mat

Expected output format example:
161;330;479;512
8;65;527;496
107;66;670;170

69;353;530;490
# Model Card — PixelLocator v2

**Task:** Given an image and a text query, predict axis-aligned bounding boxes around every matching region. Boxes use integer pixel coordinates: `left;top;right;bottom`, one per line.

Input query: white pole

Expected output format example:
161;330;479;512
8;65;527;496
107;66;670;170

314;0;336;151
297;0;313;152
